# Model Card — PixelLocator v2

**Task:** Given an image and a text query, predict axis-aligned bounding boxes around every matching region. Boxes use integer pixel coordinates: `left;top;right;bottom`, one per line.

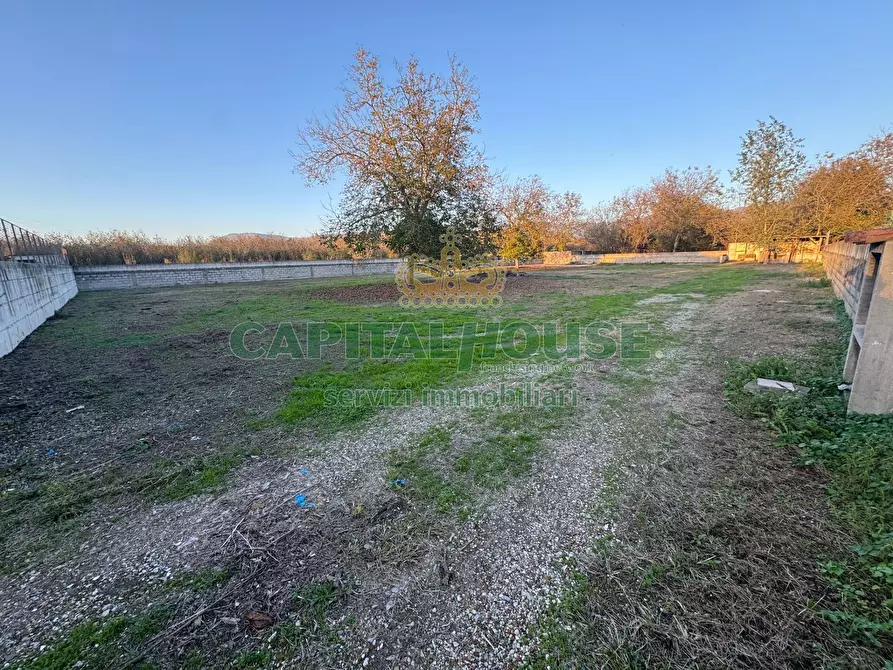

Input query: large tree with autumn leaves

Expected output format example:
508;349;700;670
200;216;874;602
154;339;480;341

292;49;498;258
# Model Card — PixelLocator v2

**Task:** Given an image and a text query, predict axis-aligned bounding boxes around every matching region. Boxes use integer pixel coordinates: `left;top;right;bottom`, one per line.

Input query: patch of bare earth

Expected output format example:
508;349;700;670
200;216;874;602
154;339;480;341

307;282;401;304
342;396;617;669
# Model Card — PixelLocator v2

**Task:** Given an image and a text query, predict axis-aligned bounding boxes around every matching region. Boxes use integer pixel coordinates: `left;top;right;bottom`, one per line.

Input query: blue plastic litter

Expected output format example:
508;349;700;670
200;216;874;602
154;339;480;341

294;494;316;508
47;449;55;456
299;468;311;477
391;478;407;488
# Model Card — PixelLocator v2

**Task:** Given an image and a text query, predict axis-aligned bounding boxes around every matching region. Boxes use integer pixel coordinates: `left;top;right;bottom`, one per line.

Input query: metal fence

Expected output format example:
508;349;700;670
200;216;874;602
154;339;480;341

0;218;68;265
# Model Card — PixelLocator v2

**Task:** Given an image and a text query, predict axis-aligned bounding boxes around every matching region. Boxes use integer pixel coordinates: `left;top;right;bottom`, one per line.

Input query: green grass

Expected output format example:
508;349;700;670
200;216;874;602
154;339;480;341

291;580;343;632
799;262;827;278
279;358;459;429
34;313;161;350
20;618;130;670
273;288;650;430
31;265;772;436
274;268;765;432
724;304;893;648
165;567;230;592
521;561;655;670
182;650;206;669
388;406;572;518
387;425;471;516
654;264;780;297
522;569;592;670
245;580;348;663
232;651;272;669
454;430;540;486
153;449;251;501
21;605;175;670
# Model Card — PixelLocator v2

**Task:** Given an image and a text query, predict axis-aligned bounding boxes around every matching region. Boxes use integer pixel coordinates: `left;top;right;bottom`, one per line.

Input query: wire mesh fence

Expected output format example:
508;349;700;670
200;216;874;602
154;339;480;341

0;218;68;265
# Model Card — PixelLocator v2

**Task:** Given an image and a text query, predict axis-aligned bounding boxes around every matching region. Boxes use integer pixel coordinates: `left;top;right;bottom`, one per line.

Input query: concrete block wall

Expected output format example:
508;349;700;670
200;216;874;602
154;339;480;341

73;259;402;291
574;250;728;265
823;241;869;317
0;261;78;357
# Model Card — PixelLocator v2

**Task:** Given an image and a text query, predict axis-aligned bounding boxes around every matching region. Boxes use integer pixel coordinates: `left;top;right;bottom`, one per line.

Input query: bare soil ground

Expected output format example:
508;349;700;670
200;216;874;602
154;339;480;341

0;264;879;668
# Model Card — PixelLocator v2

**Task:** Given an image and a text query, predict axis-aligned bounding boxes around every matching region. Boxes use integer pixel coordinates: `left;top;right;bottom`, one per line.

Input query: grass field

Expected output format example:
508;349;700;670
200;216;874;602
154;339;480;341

1;263;889;668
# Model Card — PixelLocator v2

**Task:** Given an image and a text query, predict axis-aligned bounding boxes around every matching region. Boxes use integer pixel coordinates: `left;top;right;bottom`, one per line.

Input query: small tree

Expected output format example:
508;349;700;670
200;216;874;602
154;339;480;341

615;187;655;252
496;176;587;257
497;176;551;257
650;167;723;252
582;201;630;253
498;225;539;263
731;117;806;260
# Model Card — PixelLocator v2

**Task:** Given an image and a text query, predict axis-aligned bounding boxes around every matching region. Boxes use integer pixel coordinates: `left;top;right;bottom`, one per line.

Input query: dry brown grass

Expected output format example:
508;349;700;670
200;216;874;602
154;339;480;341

49;230;394;265
572;398;881;668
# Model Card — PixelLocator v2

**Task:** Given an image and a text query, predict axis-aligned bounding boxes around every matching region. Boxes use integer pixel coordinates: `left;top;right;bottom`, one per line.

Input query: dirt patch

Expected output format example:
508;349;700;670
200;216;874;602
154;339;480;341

308;282;402;304
305;272;544;304
637;293;679;304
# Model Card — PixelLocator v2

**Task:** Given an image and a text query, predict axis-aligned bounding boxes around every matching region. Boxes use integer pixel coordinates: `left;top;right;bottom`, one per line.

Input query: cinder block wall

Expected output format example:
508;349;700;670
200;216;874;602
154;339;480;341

823;241;869;317
73;259;402;291
0;261;78;357
575;250;728;265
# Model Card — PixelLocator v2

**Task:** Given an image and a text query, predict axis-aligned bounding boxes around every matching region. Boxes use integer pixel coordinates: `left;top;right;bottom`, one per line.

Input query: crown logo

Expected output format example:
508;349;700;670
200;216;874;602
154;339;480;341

396;228;506;307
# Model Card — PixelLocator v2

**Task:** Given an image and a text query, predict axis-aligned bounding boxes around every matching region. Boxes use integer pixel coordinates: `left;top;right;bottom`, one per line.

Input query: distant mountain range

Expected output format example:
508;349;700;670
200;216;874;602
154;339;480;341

217;232;291;240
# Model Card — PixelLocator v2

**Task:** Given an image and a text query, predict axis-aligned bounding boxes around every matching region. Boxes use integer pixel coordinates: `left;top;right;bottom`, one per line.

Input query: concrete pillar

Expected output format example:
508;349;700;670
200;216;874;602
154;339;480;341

848;241;893;414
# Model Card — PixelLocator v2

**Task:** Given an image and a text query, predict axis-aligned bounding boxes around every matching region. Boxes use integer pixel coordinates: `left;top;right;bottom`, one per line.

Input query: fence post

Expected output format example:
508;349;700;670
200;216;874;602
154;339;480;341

10;224;20;258
1;220;11;260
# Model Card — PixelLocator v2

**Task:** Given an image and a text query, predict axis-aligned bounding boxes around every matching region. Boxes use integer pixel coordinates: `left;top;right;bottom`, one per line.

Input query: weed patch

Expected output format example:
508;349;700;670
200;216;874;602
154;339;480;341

0;447;252;572
238;580;348;665
289;580;345;641
20;605;175;670
153;449;251;501
166;567;230;592
388;406;571;518
724;306;893;648
522;570;591;670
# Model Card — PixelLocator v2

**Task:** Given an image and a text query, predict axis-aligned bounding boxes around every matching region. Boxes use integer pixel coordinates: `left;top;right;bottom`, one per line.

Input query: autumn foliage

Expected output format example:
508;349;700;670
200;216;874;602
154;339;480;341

582;124;892;256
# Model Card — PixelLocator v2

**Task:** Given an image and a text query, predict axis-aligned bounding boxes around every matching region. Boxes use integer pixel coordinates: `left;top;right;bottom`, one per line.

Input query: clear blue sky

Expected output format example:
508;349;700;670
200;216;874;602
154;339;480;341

2;0;891;239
